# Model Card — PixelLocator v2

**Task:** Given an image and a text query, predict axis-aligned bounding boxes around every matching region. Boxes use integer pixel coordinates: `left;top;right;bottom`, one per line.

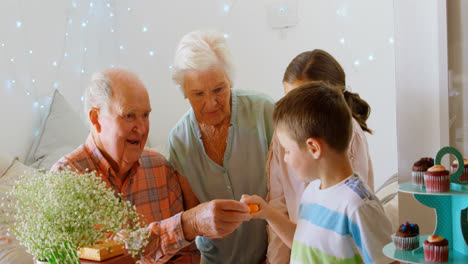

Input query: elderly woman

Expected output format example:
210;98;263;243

168;30;274;263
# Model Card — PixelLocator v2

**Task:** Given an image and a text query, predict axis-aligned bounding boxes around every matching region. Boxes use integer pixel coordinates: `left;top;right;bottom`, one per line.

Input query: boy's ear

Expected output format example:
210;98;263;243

306;138;322;159
89;108;102;133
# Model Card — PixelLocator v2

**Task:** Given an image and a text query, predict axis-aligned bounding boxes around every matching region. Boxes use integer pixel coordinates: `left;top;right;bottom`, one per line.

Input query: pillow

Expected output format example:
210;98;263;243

375;173;399;231
0;159;35;264
25;89;89;170
0;153;13;176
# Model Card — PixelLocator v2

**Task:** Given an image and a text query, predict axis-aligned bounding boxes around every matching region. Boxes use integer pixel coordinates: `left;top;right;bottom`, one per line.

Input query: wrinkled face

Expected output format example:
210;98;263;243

97;77;151;169
277;128;316;183
184;67;232;126
283;79;308;95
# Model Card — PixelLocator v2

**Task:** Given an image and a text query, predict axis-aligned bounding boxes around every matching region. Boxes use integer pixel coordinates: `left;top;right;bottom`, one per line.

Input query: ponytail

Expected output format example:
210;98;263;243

343;91;372;134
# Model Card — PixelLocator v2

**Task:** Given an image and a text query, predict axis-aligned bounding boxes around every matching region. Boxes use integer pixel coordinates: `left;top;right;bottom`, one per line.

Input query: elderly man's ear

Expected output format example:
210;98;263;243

89;108;102;133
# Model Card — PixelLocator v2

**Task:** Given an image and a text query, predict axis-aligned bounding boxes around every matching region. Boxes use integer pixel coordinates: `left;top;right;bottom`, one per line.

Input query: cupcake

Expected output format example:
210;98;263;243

391;221;420;250
423;235;449;262
451;158;468;182
424;165;450;192
412;157;434;186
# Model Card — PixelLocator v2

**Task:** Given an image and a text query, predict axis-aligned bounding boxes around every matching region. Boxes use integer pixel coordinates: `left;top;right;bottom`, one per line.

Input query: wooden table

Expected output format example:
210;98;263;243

79;253;135;264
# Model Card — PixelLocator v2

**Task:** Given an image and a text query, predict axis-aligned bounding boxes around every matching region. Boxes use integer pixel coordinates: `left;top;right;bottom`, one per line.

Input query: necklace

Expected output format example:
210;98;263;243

199;122;229;165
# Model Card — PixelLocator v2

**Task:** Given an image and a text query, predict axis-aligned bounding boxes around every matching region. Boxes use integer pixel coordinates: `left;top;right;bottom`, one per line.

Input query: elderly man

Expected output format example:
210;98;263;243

51;68;251;263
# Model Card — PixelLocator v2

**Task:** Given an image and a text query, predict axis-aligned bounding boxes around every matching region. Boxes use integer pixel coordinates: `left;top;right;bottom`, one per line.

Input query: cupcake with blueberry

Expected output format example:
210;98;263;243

424;235;449;262
412;157;434;186
391;221;420;250
424;165;450;192
451;158;468;182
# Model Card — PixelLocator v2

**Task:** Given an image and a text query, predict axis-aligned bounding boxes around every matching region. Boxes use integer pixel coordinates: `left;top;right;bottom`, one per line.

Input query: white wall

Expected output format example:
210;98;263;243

448;0;468;154
0;0;397;189
394;0;449;234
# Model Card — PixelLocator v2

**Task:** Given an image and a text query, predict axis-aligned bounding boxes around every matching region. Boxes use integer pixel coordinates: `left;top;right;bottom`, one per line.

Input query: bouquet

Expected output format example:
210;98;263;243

1;169;150;263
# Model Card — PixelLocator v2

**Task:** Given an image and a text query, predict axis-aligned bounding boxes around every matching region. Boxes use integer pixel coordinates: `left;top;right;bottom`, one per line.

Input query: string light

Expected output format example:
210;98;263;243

388;37;394;44
142;26;148;32
119;45;125;50
339;37;345;45
368;54;375;61
149;50;155;56
223;4;230;13
52;61;58;67
29;50;33;54
16;21;22;28
10;58;15;63
223;33;230;39
353;60;360;67
279;7;286;13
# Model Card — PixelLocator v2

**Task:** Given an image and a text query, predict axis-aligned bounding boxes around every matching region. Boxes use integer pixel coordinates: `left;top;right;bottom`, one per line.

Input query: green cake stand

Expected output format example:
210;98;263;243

383;147;468;263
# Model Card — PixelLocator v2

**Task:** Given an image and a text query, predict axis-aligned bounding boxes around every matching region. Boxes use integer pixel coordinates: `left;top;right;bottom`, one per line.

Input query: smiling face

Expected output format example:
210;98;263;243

184;66;232;126
94;71;151;173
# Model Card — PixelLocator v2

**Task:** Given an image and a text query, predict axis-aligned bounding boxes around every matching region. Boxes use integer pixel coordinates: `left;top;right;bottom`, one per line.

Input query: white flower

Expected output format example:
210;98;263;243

2;170;149;263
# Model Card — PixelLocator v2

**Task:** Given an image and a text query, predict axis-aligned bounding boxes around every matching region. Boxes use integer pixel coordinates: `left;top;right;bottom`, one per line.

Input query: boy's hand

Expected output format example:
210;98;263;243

240;194;270;220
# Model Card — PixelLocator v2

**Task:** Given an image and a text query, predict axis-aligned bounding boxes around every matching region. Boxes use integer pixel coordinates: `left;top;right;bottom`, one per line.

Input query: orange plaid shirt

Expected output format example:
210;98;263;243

51;135;200;263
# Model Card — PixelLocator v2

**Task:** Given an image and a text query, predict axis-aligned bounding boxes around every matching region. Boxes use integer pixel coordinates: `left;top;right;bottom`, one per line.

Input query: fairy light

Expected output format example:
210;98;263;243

149;50;155;56
16;21;22;28
223;4;230;13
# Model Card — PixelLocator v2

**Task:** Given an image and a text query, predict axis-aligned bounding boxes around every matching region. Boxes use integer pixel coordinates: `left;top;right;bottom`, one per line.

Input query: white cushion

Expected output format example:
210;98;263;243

0;153;13;176
25;89;88;170
0;159;35;264
375;174;399;231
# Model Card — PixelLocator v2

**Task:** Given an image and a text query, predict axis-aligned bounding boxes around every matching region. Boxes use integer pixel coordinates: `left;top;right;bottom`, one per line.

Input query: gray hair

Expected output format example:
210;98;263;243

84;72;112;119
172;30;235;94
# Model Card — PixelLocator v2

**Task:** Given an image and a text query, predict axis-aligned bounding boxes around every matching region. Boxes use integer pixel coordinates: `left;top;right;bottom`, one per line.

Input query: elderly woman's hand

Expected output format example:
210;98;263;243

181;199;251;240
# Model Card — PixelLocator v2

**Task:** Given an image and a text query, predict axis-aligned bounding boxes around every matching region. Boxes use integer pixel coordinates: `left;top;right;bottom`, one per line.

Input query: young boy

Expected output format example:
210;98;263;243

241;82;394;264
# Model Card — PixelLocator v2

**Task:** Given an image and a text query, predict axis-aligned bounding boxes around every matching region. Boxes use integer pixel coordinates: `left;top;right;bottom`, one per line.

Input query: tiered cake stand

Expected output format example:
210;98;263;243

383;147;468;263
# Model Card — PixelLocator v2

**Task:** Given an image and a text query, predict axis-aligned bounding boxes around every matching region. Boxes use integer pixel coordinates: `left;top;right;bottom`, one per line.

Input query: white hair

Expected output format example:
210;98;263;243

84;72;112;119
172;30;235;94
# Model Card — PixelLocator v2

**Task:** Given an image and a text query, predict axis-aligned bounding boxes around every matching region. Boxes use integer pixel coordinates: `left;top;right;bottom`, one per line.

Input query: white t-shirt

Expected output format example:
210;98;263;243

291;174;392;264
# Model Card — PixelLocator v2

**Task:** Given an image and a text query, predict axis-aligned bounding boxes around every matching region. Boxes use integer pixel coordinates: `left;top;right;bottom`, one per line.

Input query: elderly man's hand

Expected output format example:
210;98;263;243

181;199;251;240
